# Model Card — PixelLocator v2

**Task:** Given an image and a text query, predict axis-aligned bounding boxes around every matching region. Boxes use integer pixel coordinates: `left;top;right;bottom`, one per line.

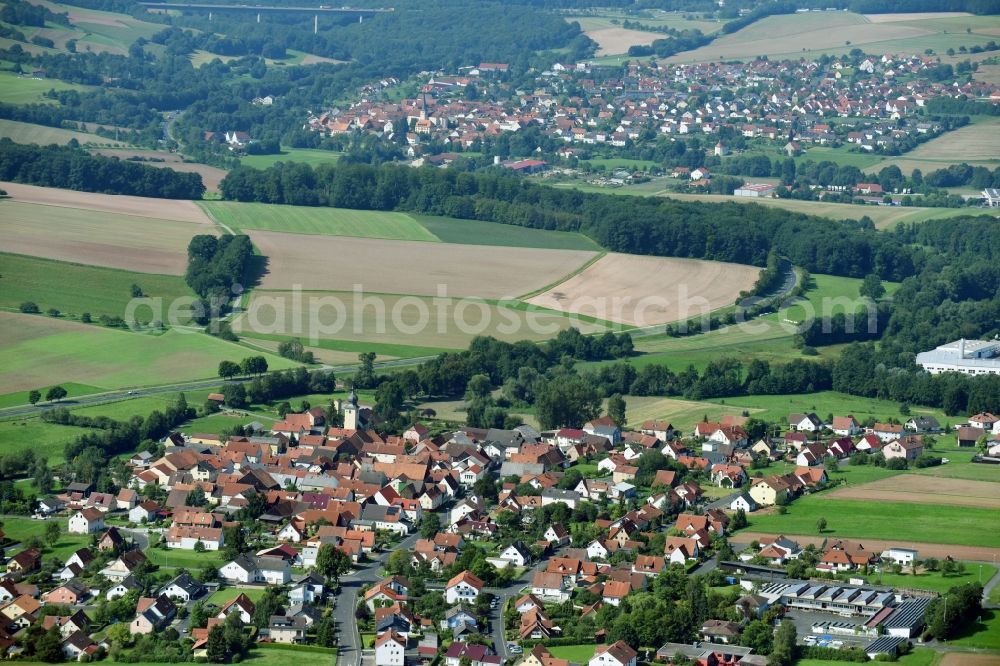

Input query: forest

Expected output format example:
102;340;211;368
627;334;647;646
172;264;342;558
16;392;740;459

219;160;918;281
0;139;205;198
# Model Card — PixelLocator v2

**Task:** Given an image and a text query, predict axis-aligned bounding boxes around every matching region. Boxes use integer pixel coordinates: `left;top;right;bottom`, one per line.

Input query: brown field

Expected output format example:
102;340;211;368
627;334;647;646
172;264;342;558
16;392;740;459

736;532;1000;562
299;54;347;65
864;12;971;22
0;182;212;224
90;150;228;191
828;474;1000;509
585;27;663;56
0;200;205;275
248;230;597;299
940;655;1000;666
526;253;760;327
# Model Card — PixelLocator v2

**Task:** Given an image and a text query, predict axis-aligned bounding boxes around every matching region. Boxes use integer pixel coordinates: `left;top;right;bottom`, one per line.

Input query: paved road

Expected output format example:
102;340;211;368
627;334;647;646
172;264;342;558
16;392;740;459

487;557;552;661
0;356;435;420
335;533;420;666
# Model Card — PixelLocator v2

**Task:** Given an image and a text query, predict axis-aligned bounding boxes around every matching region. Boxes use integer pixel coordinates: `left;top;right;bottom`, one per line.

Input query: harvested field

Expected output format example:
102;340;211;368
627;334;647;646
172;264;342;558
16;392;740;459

235;290;607;350
864;12;971;22
735;532;1000;562
298;53;346;65
877;118;1000;169
0;182;212;224
248;230;597;299
828;474;1000;509
90;150;228;191
0;200;206;275
939;655;1000;666
527;253;759;327
237;336;367;366
585;27;663;56
665;12;922;63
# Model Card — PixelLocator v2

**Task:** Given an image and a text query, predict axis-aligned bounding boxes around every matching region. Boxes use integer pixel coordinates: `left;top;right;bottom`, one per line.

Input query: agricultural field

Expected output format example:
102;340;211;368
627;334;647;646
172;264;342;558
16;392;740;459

0;200;206;275
870;117;1000;175
582;26;663;56
744;498;999;548
0;70;93;104
526;253;760;327
0;311;298;395
827;475;1000;509
0;118;126;146
91;149;228;191
622;395;762;433
235;290;609;350
200;201;439;241
239;147;344;169
591;273;895;373
413;215;601;250
665;11;1000;64
0;253;194;322
0;182;212;223
248;230;598;299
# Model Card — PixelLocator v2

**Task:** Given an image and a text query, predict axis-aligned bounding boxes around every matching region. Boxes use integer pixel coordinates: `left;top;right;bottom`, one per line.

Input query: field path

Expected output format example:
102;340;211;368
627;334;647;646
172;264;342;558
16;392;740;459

735;532;1000;562
0;182;212;224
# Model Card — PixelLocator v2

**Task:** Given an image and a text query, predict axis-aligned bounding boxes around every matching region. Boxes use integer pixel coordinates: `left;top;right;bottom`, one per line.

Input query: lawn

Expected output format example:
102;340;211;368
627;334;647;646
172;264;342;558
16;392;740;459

0;253;195;323
179;411;277;435
0;312;300;395
0;118;125;146
0;420;89;464
14;646;335;666
239;147;344;169
414;215;601;251
0;70;93;104
199;201;439;242
795;647;938;666
745;499;1000;548
943;609;1000;650
872;563;998;594
144;544;224;569
207;587;268;606
547;645;597;661
0;515;92;561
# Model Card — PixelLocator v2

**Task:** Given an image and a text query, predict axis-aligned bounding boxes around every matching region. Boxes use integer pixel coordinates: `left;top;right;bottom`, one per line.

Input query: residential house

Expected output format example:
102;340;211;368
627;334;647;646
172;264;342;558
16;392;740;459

375;630;407;666
445;571;484;605
68;509;105;534
130;595;176;635
590;641;638;666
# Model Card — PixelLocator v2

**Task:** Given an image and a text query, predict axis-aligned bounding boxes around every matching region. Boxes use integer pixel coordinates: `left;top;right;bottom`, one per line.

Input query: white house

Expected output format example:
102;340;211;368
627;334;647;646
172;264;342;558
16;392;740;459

590;641;638;666
587;540;610;560
881;547;918;567
445;571;484;605
68;509;104;535
497;542;531;567
375;631;406;666
219;556;259;584
729;493;758;513
257;556;291;585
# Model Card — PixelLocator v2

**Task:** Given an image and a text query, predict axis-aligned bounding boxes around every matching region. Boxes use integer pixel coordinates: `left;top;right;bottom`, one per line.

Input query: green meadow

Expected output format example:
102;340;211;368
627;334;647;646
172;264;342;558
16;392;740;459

0;253;194;323
413;215;601;250
0;70;93;104
238;147;344;169
744;499;999;548
0;118;125;146
199;201;439;241
0;312;299;396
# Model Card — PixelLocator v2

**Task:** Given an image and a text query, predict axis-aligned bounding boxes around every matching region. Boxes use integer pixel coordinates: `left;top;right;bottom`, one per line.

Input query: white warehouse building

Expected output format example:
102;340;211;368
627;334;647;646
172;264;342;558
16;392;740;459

916;338;1000;376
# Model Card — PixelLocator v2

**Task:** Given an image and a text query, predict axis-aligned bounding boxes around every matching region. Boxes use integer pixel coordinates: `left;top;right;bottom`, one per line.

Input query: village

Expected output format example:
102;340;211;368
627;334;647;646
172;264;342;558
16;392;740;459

1;383;998;665
295;50;998;203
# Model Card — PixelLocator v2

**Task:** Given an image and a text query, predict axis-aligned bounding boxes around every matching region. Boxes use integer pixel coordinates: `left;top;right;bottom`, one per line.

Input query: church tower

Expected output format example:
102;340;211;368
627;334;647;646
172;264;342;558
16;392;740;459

344;388;359;430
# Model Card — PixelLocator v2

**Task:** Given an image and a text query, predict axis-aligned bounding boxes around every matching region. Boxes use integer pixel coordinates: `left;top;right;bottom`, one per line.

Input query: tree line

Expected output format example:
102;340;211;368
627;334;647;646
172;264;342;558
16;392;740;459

0;140;205;198
184;234;255;313
219;161;920;281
